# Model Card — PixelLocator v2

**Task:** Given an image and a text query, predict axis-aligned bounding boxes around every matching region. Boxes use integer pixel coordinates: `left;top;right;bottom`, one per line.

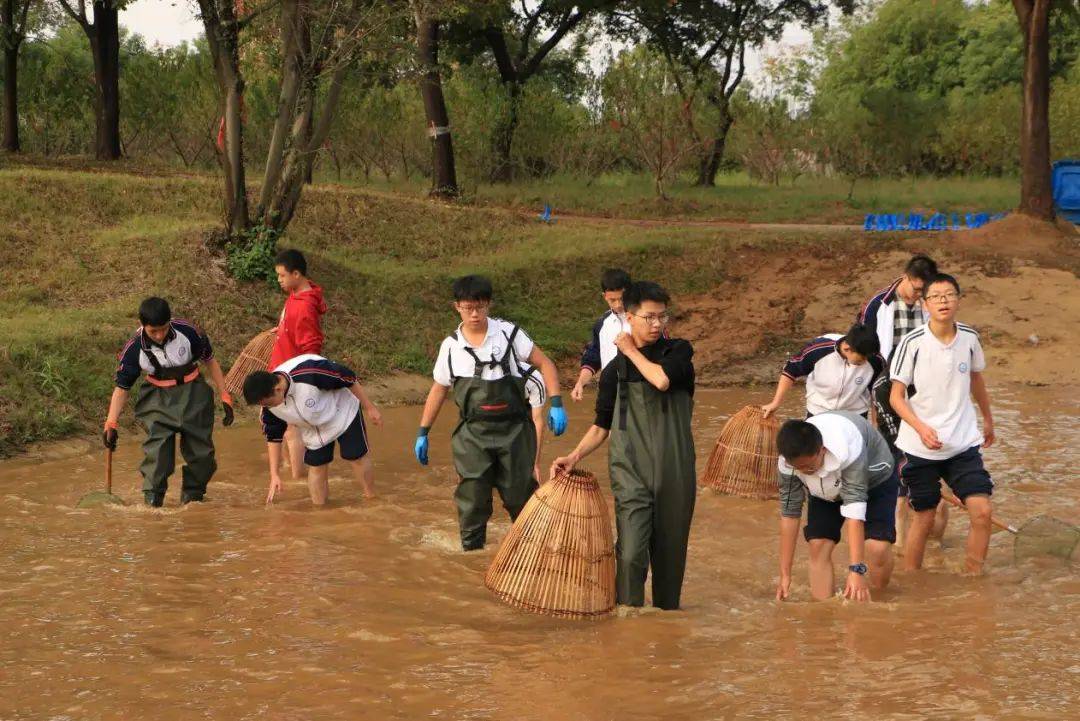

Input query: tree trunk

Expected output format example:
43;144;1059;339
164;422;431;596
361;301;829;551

268;62;349;233
696;102;734;187
490;83;520;183
222;76;249;232
259;0;303;218
90;2;122;160
1013;0;1054;220
199;0;250;234
415;12;457;198
2;35;18;153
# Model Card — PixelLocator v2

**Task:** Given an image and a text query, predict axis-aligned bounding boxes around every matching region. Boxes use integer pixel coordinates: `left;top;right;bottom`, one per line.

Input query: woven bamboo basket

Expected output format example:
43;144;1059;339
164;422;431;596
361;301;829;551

484;468;616;620
223;328;277;396
702;405;781;500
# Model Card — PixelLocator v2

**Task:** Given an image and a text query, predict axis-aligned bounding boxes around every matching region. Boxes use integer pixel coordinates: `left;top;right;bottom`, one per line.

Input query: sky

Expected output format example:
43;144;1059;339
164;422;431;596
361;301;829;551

122;0;815;84
124;1;203;47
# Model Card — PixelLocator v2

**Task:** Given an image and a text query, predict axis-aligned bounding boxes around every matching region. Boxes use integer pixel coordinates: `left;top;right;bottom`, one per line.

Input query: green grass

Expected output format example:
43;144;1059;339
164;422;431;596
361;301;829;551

347;171;1019;224
0;161;916;454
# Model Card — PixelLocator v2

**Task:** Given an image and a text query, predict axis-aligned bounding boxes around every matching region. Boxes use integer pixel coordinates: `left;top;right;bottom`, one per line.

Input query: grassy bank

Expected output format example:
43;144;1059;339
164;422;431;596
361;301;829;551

1;163;882;456
349;171;1020;224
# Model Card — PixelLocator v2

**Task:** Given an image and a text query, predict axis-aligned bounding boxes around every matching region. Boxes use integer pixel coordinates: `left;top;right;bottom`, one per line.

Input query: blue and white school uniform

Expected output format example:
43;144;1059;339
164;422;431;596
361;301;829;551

260;355;369;467
781;334;885;417
580;310;630;374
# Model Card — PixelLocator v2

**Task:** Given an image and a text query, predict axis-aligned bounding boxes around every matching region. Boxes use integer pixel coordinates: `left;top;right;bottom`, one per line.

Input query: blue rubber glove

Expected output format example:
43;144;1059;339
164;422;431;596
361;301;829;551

548;396;567;436
414;428;430;466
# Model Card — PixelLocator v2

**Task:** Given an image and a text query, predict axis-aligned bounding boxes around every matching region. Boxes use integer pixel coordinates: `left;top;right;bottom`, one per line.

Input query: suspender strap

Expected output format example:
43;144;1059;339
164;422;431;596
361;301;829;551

461;324;522;378
447;332;457;381
617;355;629;432
141;345;166;375
141;345;198;384
463;347;486;378
499;325;520;374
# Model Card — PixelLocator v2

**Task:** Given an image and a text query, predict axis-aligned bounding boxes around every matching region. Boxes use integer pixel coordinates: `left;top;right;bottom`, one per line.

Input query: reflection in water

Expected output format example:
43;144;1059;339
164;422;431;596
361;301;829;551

1;387;1078;719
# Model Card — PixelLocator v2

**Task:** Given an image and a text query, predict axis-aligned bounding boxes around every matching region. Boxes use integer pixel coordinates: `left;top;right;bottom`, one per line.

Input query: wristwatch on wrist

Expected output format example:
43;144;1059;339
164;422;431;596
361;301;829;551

848;563;868;575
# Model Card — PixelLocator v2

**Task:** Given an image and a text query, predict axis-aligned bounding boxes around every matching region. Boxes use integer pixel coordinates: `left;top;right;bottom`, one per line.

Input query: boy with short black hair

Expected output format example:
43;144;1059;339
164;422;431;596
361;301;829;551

244;354;381;506
571;268;632;401
761;323;884;419
889;273;996;573
775;413;899;602
858;253;937;361
104;297;234;506
413;274;566;551
269;248;328;483
552;281;696;610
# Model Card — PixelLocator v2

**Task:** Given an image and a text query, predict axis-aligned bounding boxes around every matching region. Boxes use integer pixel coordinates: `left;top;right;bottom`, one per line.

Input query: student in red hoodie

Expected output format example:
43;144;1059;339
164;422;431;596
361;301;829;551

270;249;329;480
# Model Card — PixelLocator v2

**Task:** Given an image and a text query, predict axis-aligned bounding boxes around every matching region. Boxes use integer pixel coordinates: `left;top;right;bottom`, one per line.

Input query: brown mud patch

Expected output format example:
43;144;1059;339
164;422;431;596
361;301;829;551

364;372;432;406
922;213;1080;273
673;241;880;386
678;225;1080;387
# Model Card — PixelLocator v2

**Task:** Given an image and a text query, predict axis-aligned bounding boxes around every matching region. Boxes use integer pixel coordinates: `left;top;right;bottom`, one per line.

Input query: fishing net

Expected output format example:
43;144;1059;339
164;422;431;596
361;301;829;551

223;328;277;396
76;490;124;508
484;468;616;620
702;405;781;500
1013;515;1080;563
76;450;125;508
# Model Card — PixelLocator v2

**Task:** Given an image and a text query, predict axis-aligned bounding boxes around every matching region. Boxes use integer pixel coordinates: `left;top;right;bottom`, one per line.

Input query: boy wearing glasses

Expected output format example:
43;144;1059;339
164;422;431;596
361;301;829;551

414;275;566;551
860;254;950;547
552;281;696;610
858;253;937;361
774;413;898;603
889;273;996;573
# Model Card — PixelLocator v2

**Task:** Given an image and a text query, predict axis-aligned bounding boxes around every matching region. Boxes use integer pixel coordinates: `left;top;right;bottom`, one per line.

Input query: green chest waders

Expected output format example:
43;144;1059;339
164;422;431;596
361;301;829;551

608;357;696;609
134;348;217;506
449;327;538;550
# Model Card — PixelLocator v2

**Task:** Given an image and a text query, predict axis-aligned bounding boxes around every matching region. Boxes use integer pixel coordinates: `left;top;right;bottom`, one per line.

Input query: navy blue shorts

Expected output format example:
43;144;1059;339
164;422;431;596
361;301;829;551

304;410;369;467
899;446;992;512
804;469;900;544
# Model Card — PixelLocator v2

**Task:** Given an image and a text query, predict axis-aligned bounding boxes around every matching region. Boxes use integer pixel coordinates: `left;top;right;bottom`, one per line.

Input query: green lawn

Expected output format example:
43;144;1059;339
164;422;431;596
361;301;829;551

345;171;1019;224
0;164;874;455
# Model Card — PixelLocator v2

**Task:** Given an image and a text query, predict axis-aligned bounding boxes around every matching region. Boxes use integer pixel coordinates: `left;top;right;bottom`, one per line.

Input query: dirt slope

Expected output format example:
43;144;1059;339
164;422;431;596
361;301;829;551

675;217;1080;387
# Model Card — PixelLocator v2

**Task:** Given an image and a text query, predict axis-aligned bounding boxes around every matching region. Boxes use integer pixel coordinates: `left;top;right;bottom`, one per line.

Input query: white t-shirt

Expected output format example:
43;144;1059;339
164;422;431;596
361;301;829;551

432;318;535;387
598;312;630;370
890;323;986;460
777;413;865;517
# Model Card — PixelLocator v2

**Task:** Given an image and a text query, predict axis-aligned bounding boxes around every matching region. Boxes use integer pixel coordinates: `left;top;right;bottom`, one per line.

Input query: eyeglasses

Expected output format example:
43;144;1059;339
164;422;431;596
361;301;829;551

630;312;671;326
455;301;490;314
924;292;959;304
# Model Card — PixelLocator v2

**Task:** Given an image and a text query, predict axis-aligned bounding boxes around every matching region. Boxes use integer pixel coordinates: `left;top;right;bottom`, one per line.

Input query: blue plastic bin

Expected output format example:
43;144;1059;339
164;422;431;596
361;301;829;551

1052;159;1080;223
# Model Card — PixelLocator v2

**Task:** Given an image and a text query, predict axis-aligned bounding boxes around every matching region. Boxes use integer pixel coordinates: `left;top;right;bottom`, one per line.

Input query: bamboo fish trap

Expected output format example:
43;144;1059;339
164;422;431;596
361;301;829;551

484;468;616;620
703;405;781;500
223;328;277;396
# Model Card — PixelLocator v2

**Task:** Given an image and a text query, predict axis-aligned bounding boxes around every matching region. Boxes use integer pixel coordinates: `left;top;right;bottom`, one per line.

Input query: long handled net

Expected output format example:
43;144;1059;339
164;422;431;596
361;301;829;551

1014;515;1080;563
484;468;616;619
702;405;781;500
942;493;1078;563
223;328;277;396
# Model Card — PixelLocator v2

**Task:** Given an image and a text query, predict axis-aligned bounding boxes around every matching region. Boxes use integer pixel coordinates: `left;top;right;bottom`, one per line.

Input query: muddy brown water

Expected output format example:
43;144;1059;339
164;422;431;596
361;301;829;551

2;387;1078;720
